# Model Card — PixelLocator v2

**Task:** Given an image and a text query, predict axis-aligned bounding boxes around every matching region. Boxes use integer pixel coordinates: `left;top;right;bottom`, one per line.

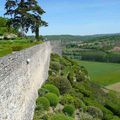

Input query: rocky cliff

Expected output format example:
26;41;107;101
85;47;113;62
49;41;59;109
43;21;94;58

0;42;51;120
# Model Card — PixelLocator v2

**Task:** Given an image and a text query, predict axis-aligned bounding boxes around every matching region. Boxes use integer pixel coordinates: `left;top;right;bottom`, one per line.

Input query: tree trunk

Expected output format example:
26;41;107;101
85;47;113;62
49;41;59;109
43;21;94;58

35;25;39;40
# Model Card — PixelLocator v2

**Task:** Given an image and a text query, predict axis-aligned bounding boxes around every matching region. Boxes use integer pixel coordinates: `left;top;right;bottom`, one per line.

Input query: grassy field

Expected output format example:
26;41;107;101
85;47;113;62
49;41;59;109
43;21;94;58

0;38;42;57
78;60;120;86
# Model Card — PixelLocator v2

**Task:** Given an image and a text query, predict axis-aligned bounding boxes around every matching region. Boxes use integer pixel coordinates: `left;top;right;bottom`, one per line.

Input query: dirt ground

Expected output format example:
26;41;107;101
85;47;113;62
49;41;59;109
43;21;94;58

106;82;120;92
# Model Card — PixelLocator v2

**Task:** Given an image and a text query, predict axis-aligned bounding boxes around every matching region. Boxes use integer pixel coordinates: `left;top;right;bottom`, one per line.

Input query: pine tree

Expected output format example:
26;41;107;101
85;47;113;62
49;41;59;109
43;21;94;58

26;0;48;40
5;0;47;39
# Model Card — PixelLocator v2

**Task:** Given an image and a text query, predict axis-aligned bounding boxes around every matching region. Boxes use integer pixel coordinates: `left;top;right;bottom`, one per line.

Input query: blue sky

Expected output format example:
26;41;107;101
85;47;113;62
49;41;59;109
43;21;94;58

0;0;120;35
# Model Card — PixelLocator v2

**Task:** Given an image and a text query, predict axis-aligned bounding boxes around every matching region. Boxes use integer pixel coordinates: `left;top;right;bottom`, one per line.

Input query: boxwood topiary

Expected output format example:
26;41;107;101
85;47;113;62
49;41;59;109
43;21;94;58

87;106;103;119
60;94;74;105
49;113;74;120
49;76;72;94
63;105;75;116
45;93;59;107
36;97;50;111
38;88;49;97
50;61;60;72
43;84;60;96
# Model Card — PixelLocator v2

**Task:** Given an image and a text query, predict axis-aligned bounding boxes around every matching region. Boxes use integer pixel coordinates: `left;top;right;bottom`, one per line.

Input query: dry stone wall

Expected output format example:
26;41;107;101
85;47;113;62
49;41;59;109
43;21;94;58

0;42;51;120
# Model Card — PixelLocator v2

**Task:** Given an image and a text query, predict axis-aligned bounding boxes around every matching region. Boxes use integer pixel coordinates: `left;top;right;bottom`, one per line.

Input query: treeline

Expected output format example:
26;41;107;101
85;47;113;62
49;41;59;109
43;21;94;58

63;50;120;63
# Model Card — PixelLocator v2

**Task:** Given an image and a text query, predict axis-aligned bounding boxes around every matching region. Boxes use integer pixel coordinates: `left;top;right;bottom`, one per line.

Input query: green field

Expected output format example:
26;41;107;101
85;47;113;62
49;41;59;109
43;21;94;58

78;60;120;86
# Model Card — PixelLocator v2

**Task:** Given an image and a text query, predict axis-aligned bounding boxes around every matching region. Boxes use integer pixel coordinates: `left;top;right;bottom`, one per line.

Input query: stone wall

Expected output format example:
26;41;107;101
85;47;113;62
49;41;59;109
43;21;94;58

0;42;51;120
50;40;62;55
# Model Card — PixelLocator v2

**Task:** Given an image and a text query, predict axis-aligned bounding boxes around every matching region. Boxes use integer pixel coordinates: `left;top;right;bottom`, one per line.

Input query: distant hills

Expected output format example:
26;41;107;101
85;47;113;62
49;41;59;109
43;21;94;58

44;33;120;41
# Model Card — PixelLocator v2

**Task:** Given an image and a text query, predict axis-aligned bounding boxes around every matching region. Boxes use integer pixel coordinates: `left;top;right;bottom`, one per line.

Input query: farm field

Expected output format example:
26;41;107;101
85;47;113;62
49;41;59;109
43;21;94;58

78;60;120;86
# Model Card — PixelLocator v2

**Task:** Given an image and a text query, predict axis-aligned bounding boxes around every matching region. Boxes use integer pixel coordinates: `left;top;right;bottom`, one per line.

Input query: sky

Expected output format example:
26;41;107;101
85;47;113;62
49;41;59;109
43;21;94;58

0;0;120;35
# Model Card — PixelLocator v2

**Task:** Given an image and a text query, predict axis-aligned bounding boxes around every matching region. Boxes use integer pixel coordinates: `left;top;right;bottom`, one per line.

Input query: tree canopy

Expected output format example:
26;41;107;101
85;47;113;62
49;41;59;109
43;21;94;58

5;0;48;39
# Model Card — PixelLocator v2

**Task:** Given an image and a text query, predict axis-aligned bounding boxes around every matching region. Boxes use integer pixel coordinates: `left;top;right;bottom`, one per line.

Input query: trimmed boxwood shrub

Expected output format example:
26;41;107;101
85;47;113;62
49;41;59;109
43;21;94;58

87;106;103;119
49;113;74;120
38;88;49;97
51;54;61;62
49;76;72;94
80;112;93;120
60;94;74;105
36;97;50;111
45;93;59;107
63;105;75;116
76;71;86;82
60;57;72;66
83;97;113;120
43;84;60;96
50;61;60;72
67;72;75;84
111;116;120;120
74;99;87;110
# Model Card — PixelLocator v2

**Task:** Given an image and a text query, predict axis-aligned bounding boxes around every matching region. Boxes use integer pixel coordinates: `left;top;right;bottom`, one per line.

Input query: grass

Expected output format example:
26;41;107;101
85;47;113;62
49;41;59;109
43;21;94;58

78;60;120;86
0;38;43;57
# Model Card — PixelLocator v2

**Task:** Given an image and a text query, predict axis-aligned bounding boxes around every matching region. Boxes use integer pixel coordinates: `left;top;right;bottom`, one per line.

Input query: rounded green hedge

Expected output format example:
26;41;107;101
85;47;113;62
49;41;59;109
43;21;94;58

38;88;49;97
45;93;59;107
36;97;50;111
49;76;72;94
49;113;74;120
63;105;75;116
87;106;103;119
43;84;60;96
50;61;60;72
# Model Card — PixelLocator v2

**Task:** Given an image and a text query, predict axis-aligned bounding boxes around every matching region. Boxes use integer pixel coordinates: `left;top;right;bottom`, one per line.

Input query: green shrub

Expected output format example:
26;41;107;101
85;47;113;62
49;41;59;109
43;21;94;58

105;99;120;116
87;106;103;119
49;69;53;76
51;54;61;62
45;93;59;107
49;113;74;120
80;66;88;75
36;97;50;111
83;98;113;120
11;45;23;51
50;61;60;72
105;91;120;116
79;112;93;120
111;116;120;120
68;88;84;99
38;88;49;97
60;94;74;105
60;94;85;109
60;57;72;66
76;71;86;82
74;99;86;110
67;72;75;84
43;84;60;96
73;82;91;97
63;105;75;116
0;48;12;57
49;76;72;94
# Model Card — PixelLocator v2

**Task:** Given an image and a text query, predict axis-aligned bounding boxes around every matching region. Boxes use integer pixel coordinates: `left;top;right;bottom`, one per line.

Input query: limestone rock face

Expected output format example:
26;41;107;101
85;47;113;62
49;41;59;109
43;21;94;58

4;33;17;40
0;42;51;120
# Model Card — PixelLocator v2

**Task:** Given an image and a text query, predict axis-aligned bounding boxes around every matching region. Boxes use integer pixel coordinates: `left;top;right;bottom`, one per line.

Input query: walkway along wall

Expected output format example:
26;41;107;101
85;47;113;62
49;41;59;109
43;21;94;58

0;42;51;120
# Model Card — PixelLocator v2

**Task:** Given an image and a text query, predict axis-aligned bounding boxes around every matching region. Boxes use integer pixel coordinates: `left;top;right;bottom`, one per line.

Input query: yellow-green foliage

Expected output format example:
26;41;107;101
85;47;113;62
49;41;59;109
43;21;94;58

45;93;59;107
49;113;74;120
43;84;60;96
63;105;75;116
0;39;43;57
36;97;50;111
34;54;120;120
